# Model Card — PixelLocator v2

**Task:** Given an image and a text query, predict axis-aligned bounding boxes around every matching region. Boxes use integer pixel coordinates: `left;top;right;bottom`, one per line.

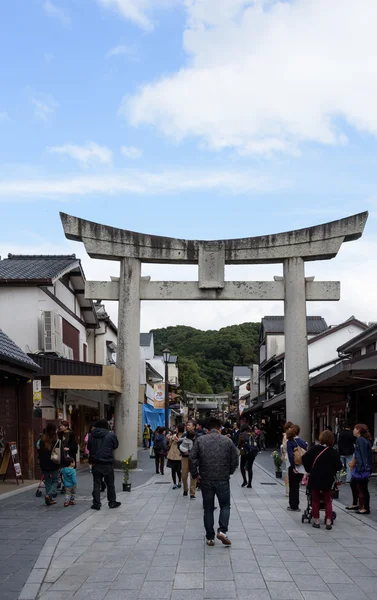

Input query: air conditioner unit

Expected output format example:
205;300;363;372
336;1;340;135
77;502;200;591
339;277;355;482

62;343;74;360
41;311;63;355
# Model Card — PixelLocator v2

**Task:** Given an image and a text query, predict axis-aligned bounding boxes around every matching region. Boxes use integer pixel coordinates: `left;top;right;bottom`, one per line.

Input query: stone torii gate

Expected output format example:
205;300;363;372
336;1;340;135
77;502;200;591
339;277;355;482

60;211;368;461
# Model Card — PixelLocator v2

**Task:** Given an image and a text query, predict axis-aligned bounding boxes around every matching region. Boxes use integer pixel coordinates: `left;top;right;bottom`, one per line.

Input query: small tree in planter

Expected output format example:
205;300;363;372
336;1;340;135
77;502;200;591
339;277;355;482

271;450;283;478
122;455;133;491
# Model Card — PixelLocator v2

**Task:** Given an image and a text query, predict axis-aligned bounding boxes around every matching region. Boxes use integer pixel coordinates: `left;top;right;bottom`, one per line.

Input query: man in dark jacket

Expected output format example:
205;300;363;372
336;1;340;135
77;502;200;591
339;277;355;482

88;419;121;510
337;424;355;483
190;418;238;546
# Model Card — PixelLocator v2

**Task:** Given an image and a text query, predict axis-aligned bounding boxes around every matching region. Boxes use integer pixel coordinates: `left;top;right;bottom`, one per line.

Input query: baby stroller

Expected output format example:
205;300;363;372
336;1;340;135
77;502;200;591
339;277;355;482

301;479;338;525
35;470;64;498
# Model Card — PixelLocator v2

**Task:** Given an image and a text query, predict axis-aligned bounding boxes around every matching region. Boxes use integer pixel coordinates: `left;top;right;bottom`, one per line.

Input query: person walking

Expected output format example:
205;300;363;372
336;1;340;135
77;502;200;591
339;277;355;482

87;419;121;511
154;427;167;475
147;424;152;447
302;430;342;529
58;421;78;467
281;421;293;498
167;424;184;489
286;425;308;512
179;429;197;498
61;457;77;507
190;418;238;546
337;423;355;484
259;425;267;451
232;423;240;447
38;423;60;506
238;425;258;488
346;424;373;515
143;424;151;449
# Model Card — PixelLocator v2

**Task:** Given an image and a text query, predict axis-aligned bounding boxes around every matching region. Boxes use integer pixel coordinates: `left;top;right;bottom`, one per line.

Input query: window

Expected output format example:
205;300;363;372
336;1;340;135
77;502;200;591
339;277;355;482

366;342;376;354
353;349;362;358
83;343;87;362
62;319;80;361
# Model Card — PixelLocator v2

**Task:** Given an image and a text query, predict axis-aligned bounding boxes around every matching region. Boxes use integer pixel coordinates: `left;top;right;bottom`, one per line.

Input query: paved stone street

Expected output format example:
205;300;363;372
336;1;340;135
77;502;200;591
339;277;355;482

18;462;377;600
0;450;155;600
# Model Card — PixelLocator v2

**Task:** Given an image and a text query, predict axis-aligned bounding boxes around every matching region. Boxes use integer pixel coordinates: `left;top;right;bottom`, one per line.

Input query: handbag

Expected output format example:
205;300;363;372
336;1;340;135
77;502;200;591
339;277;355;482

293;441;307;466
149;446;155;459
50;440;61;464
352;467;371;480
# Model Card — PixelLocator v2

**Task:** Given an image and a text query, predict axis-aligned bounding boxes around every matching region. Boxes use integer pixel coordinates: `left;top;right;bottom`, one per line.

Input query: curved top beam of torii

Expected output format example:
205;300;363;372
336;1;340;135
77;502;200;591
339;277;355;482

60;211;368;265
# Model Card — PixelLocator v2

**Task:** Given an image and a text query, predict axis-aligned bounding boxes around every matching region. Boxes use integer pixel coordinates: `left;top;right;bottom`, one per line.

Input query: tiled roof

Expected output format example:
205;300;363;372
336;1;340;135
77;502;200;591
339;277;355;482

0;254;78;282
0;329;40;371
262;316;328;334
140;333;153;346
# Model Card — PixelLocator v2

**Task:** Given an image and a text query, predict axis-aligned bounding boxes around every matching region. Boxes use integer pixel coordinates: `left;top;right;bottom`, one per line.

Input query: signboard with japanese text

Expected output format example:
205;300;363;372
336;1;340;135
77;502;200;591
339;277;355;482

153;384;165;409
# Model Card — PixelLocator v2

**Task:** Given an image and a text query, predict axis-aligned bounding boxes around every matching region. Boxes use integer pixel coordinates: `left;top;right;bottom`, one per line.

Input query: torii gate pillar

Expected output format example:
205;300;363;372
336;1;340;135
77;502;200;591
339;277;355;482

60;211;368;456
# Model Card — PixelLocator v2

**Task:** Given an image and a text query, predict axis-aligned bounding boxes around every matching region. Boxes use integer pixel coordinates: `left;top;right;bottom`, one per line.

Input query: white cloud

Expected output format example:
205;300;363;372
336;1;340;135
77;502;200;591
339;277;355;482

0;167;284;199
96;0;180;31
31;94;58;122
48;142;113;167
106;44;138;60
43;0;70;26
124;0;377;156
121;145;143;159
0;111;9;122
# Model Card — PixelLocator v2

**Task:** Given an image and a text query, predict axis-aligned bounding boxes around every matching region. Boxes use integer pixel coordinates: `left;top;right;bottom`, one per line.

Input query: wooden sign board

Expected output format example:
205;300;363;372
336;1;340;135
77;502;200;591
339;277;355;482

0;442;24;484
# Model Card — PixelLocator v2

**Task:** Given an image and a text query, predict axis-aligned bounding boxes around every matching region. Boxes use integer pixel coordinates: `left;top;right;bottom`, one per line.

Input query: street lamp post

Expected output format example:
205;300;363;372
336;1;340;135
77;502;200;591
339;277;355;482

235;377;241;421
162;348;171;432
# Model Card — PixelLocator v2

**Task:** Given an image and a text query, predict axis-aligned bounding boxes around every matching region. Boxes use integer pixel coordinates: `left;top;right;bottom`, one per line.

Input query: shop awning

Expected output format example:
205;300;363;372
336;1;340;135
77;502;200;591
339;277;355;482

50;365;121;393
310;353;377;389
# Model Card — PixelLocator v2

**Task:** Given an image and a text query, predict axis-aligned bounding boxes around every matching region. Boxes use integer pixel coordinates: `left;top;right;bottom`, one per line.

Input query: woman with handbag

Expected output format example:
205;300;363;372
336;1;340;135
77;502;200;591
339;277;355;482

302;430;342;529
346;424;373;515
286;425;308;512
38;423;60;506
58;421;78;467
154;427;168;475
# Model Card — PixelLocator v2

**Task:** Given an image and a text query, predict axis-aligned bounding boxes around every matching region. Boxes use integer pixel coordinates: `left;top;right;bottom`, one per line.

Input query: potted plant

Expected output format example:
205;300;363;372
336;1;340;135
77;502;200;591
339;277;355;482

271;450;283;478
122;455;133;491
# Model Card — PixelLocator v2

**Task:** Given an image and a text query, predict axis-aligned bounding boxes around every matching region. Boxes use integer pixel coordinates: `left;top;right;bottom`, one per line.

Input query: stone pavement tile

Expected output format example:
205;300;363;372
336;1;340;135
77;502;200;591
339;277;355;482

151;555;179;567
145;566;177;580
138;581;173;598
234;572;266;589
301;592;337;600
324;550;356;561
102;591;138;600
72;587;110;600
204;554;231;566
110;573;146;590
336;563;375;577
280;550;310;562
18;583;40;600
286;562;317;575
26;568;46;584
318;570;354;584
44;568;66;583
292;574;331;591
177;560;204;573
352;576;377;594
86;568;120;582
119;561;151;574
204;580;237;598
257;554;286;567
205;565;234;580
307;557;339;570
328;583;371;600
359;558;377;570
254;545;279;556
237;590;272;600
49;575;89;592
39;592;75;600
171;591;204;600
266;581;303;599
260;566;293;581
349;548;376;558
174;573;204;589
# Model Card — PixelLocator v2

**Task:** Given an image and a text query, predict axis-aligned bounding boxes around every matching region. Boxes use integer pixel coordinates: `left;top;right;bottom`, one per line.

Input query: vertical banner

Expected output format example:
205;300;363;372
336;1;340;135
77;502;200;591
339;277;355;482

154;384;165;409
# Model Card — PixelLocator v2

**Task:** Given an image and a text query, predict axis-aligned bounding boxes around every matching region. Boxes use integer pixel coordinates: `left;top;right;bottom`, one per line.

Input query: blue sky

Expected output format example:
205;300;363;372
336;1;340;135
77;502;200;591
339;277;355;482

0;0;376;331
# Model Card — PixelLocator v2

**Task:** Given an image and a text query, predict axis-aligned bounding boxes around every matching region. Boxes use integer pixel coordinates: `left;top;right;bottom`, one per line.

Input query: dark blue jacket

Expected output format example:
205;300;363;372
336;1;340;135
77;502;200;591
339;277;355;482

287;437;308;469
154;433;167;454
354;436;373;474
88;428;119;464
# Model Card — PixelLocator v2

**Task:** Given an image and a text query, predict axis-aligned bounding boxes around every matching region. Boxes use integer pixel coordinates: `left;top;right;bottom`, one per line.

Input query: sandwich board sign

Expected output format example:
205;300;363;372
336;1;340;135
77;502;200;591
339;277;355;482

0;442;24;484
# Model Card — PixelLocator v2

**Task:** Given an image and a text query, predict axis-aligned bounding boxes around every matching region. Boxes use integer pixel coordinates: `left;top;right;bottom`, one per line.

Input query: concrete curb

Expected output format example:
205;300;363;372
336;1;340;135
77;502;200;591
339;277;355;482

0;482;39;501
18;470;159;599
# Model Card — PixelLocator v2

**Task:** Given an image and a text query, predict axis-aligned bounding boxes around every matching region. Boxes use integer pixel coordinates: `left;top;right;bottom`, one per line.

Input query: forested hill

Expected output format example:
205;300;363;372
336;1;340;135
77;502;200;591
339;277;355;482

151;323;260;395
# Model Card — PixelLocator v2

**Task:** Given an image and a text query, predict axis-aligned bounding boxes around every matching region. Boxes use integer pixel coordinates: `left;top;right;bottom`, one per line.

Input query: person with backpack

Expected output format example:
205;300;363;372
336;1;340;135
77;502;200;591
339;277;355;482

87;419;121;511
302;430;342;529
286;424;308;512
154;427;167;475
238;425;258;488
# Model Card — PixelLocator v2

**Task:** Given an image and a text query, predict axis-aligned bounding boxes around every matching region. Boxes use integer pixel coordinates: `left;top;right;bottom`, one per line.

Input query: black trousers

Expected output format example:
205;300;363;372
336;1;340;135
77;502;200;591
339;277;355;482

351;476;370;511
201;480;230;540
240;454;256;485
288;466;303;510
155;453;165;474
92;463;116;507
